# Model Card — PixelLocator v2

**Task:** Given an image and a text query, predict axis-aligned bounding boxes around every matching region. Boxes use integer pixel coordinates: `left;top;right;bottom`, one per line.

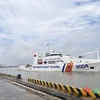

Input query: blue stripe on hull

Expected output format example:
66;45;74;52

62;63;66;72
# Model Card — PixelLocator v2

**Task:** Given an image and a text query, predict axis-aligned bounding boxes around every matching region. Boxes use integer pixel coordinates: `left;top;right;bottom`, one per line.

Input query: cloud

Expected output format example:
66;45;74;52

0;0;100;65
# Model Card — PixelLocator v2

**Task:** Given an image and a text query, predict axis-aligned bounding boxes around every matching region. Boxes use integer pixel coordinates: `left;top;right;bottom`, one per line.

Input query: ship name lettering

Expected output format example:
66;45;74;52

76;64;89;69
33;66;60;68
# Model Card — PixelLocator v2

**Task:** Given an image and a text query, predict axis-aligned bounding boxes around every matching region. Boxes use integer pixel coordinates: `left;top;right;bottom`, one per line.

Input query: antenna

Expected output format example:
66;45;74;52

47;43;53;54
97;47;100;59
47;43;50;53
60;50;62;54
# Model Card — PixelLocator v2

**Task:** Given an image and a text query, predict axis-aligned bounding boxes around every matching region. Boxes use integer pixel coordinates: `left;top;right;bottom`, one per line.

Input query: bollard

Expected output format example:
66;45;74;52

17;74;21;79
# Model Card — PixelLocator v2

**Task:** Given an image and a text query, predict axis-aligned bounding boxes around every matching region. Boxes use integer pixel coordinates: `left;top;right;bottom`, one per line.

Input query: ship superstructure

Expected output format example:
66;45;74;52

19;46;100;72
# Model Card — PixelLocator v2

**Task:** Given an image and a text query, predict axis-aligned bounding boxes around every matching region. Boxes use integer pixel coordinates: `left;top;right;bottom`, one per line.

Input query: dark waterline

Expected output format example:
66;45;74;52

0;68;100;89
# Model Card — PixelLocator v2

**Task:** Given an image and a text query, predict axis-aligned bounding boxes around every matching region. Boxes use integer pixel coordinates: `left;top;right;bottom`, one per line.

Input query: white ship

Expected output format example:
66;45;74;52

19;45;100;72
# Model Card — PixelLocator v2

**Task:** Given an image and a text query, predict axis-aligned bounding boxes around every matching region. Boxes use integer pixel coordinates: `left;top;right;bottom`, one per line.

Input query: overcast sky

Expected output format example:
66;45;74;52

0;0;100;65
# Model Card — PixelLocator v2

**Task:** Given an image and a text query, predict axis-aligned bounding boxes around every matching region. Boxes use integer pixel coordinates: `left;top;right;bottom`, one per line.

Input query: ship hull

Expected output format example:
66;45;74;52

19;62;100;72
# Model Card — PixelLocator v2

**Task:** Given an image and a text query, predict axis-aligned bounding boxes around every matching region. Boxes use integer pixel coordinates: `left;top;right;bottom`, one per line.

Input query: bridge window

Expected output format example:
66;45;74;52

57;60;64;62
44;61;47;64
50;54;62;57
48;61;55;64
38;59;43;64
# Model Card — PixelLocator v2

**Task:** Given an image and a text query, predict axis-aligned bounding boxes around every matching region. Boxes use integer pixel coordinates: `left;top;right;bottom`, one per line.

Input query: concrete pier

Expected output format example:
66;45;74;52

0;79;63;100
0;73;87;100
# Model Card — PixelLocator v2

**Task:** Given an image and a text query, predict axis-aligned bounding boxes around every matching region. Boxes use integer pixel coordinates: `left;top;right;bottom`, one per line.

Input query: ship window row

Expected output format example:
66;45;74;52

45;53;62;57
48;61;55;64
37;59;64;64
38;61;55;64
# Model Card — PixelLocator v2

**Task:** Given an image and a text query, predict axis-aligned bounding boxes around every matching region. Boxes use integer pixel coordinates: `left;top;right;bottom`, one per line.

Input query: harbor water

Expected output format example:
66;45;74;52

0;68;100;89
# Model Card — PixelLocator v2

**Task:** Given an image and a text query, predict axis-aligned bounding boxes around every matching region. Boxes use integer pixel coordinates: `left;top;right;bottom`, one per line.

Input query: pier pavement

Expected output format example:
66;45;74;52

0;79;62;100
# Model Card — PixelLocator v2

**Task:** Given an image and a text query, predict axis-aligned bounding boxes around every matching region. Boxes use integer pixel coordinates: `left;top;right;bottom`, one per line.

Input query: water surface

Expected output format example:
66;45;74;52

0;68;100;89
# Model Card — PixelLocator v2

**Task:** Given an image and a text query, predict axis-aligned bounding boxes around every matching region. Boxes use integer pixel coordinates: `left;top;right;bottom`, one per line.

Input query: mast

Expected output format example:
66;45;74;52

47;44;51;54
97;47;100;59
